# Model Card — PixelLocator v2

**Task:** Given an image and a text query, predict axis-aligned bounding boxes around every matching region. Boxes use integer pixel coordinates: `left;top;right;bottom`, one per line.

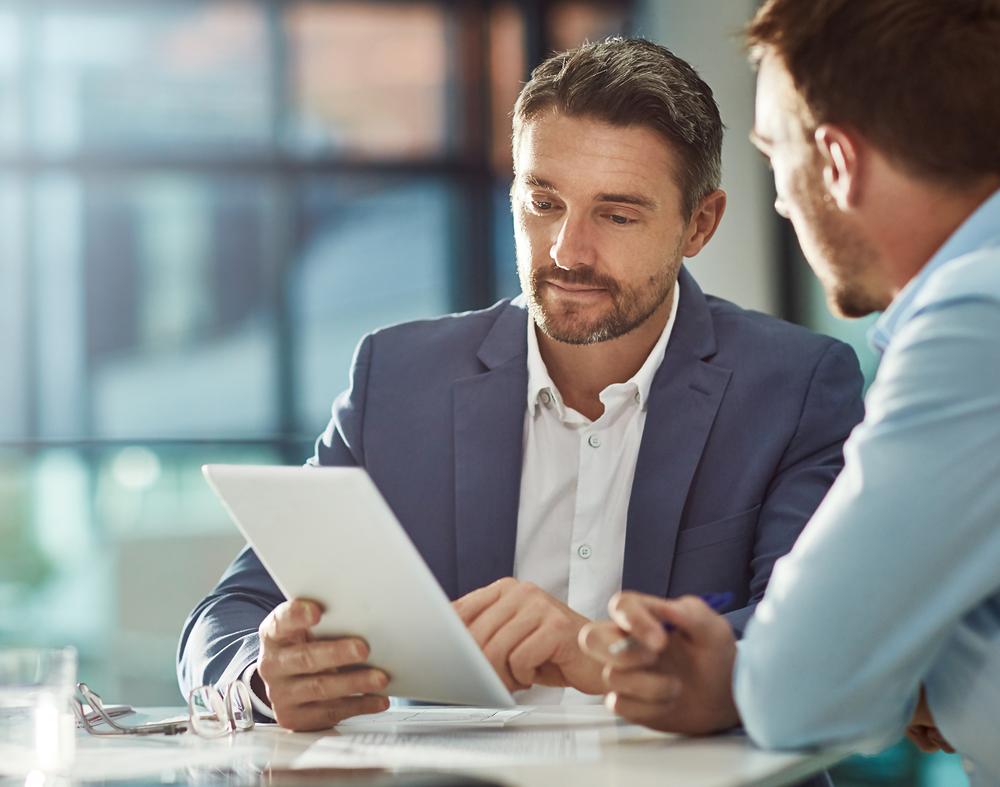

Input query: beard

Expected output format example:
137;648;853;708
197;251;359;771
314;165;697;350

794;164;886;319
521;242;682;345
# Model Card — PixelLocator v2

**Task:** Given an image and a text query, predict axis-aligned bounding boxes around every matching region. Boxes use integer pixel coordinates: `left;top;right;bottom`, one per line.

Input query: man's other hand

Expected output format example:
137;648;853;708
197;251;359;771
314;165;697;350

906;686;955;754
453;578;603;694
255;599;390;731
579;591;740;735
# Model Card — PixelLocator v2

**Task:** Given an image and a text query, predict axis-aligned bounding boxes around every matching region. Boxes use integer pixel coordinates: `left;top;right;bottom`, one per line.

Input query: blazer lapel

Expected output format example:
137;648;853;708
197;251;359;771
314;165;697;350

622;268;732;597
452;302;528;598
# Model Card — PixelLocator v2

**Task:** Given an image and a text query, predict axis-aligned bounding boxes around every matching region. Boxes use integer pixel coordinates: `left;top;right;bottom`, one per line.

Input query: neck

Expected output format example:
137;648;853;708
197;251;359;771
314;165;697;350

536;287;674;421
874;174;1000;297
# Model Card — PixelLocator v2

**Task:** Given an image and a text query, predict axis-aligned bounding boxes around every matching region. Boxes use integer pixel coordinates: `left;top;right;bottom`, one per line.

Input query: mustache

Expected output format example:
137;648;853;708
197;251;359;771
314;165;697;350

532;266;620;294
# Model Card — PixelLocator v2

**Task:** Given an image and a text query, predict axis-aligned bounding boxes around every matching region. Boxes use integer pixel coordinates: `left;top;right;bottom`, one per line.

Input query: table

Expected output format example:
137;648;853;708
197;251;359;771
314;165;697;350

59;706;847;786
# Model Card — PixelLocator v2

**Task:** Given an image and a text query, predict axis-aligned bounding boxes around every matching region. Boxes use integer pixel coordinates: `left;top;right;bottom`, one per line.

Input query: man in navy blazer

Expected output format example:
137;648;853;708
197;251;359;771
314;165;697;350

178;37;863;731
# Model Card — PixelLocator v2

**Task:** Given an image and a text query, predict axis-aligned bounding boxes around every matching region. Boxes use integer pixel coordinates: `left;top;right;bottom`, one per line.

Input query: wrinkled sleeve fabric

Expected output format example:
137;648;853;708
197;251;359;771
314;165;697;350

176;334;373;697
724;341;864;636
734;295;1000;763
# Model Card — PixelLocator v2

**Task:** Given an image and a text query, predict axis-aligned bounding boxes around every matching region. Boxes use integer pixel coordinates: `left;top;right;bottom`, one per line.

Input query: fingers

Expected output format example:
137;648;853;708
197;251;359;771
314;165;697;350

453;580;506;625
260;599;323;644
579;621;660;670
282;667;390;705
482;614;538;691
272;638;371;676
603;665;681;704
607;592;672;651
605;690;680;733
277;694;391;732
907;724;941;753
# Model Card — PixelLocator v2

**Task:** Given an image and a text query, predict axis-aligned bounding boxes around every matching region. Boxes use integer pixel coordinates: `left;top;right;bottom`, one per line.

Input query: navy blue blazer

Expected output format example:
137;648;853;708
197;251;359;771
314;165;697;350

178;267;864;693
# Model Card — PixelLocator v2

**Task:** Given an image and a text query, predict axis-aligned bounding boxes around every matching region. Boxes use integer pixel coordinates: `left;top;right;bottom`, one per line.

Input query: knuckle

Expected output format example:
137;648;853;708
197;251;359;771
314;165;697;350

306;674;326;701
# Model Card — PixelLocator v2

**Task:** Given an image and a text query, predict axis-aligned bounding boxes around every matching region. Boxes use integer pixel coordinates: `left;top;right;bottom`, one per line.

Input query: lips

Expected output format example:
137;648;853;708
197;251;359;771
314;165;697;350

544;280;607;293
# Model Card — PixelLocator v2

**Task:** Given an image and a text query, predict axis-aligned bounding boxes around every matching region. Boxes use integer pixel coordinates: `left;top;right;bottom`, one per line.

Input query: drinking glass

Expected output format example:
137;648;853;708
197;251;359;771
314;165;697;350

0;647;77;775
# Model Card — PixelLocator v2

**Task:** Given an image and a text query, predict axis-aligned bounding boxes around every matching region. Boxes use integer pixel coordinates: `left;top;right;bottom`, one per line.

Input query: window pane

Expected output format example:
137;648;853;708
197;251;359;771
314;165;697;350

32;2;272;155
32;173;279;440
0;177;26;440
0;7;21;151
292;177;452;432
490;3;525;176
548;1;631;51
284;2;454;158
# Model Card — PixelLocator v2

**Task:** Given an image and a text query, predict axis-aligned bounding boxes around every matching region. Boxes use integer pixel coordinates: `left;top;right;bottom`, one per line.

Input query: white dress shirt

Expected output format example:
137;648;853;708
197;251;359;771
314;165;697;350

513;286;679;704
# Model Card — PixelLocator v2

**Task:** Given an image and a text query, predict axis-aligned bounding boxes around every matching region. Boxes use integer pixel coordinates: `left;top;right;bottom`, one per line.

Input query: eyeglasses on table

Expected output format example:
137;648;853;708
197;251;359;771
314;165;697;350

73;680;255;738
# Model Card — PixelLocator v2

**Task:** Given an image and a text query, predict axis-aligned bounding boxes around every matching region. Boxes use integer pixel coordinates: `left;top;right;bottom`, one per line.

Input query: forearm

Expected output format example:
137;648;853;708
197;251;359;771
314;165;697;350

177;546;284;695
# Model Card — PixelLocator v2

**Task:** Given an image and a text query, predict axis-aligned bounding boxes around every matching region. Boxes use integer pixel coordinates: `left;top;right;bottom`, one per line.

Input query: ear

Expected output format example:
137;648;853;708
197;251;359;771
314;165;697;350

682;189;727;257
814;124;860;210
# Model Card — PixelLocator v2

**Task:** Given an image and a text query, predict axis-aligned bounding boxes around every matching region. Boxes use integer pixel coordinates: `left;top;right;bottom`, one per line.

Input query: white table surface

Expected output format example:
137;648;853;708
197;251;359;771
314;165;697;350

61;705;847;787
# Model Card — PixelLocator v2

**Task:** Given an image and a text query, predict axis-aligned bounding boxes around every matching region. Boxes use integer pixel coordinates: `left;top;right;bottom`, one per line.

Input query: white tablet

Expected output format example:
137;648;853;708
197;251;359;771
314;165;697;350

202;464;515;708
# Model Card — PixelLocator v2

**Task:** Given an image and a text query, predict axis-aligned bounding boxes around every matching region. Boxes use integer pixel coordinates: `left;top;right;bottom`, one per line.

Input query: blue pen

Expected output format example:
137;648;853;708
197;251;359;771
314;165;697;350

607;591;734;655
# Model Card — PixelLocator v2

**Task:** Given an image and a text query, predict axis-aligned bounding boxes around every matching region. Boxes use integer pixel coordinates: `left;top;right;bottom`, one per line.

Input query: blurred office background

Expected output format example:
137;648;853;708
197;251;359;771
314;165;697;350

0;1;959;784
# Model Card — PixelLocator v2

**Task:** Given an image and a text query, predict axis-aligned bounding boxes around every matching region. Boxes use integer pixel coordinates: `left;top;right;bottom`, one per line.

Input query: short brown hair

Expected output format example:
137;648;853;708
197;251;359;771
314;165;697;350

746;0;1000;186
513;37;724;218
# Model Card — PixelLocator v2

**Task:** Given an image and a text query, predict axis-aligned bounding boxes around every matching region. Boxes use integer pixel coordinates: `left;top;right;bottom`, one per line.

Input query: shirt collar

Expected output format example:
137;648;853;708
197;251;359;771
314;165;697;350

869;187;1000;354
525;279;681;417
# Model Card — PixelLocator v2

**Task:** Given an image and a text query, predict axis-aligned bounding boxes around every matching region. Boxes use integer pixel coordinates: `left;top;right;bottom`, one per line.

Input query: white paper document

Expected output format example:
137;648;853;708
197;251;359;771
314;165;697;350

335;707;526;729
295;727;602;769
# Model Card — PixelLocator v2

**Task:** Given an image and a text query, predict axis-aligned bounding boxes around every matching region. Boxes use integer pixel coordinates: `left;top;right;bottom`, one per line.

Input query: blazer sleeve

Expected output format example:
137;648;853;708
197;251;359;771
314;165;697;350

176;335;373;695
724;340;864;635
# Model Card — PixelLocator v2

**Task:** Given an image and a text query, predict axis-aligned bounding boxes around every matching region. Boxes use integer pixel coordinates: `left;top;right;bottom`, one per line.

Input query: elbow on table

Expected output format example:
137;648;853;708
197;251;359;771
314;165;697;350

734;666;839;750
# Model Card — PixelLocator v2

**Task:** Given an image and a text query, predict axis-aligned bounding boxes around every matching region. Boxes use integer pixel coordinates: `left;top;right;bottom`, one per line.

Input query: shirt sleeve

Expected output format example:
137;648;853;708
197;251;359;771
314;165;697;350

733;295;1000;753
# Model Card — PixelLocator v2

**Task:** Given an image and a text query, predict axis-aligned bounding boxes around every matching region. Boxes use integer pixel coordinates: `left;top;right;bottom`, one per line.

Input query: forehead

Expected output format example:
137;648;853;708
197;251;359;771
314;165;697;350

514;111;679;199
754;54;806;145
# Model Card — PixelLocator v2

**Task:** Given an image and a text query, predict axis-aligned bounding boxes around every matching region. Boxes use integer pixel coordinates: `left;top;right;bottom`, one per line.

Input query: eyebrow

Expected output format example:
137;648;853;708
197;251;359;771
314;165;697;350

519;173;658;211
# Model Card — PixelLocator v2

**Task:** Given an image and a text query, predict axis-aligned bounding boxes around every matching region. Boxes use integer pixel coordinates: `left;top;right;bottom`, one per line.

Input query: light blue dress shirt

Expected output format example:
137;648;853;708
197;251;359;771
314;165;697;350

734;188;1000;785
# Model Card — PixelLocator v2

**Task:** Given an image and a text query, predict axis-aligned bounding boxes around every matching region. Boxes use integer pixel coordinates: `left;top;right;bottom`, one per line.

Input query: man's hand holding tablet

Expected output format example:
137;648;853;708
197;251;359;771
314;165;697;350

255;599;390;731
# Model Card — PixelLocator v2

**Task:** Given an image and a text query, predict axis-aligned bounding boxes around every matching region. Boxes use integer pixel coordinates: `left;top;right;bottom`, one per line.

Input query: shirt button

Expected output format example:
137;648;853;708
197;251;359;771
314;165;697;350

539;390;552;406
577;544;593;559
587;434;601;448
634;391;641;404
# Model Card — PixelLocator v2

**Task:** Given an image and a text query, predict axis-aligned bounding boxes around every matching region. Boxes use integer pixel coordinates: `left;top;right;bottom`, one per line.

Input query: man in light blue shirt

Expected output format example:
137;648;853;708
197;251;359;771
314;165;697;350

579;0;1000;782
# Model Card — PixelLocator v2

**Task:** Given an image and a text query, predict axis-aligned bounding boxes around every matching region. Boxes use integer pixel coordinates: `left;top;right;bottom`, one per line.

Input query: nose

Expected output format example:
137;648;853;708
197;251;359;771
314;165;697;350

550;212;597;270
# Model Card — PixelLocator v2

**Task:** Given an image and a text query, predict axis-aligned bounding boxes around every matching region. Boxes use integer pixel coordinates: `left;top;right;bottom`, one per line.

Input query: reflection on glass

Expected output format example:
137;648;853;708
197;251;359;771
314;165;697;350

292;178;452;431
31;2;271;154
31;174;278;439
285;2;452;157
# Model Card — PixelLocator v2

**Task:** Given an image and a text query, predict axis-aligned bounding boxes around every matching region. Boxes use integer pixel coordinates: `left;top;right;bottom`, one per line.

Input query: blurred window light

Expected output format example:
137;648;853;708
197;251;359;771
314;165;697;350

284;2;452;158
0;176;26;441
292;177;452;430
110;446;161;491
0;7;21;150
547;0;631;53
32;1;272;155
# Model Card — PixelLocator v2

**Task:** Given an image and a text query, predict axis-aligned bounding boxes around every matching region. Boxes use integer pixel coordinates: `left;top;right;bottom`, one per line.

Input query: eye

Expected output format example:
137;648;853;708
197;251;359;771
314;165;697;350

607;214;635;226
531;199;554;212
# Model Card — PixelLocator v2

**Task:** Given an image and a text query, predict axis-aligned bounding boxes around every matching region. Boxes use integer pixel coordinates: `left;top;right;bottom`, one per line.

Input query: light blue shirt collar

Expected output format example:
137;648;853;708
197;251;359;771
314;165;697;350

869;187;1000;355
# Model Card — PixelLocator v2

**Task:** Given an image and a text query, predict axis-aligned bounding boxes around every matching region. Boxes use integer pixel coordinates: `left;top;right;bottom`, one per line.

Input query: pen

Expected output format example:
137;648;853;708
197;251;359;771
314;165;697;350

607;591;734;655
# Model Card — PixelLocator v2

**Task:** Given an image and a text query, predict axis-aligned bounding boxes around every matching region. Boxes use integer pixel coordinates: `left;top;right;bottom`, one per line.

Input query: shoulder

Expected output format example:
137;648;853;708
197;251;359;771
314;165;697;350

916;246;1000;313
357;298;524;374
704;293;855;371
